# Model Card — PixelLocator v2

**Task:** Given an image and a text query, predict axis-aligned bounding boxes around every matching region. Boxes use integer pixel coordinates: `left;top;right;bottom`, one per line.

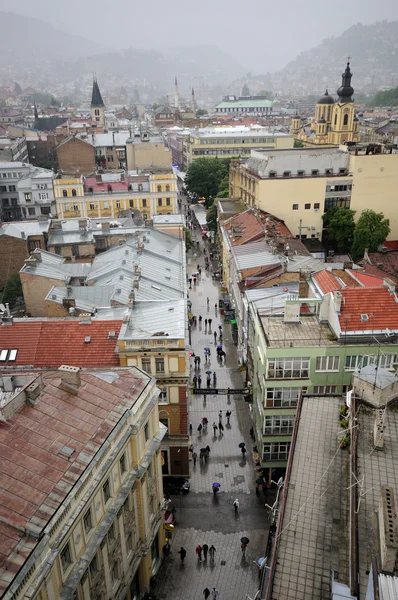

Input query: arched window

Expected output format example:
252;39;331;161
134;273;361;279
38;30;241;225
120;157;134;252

343;114;349;126
128;184;132;191
138;184;143;192
157;185;161;192
165;184;170;192
72;189;77;197
108;185;112;192
63;189;68;197
334;114;337;126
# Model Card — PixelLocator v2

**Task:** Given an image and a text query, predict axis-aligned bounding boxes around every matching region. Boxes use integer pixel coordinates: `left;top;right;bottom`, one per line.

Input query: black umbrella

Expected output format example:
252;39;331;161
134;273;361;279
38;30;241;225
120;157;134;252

241;537;249;544
238;442;246;448
206;370;212;375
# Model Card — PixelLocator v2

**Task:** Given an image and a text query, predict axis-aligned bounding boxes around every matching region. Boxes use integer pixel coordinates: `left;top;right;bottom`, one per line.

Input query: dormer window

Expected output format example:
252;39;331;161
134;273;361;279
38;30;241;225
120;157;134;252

88;186;93;193
283;171;291;178
325;168;333;175
297;170;305;177
269;171;276;178
128;184;132;191
311;169;319;176
108;185;112;192
138;184;143;192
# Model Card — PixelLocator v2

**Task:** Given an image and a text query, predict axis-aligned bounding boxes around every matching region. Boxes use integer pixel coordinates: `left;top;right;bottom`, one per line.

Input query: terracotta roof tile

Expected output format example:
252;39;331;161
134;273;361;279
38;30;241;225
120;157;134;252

347;270;384;287
224;208;292;246
313;270;343;294
0;320;122;368
339;287;398;331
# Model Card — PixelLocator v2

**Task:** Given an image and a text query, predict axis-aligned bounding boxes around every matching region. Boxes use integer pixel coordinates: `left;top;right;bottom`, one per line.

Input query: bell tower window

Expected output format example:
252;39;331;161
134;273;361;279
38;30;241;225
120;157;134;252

343;114;349;126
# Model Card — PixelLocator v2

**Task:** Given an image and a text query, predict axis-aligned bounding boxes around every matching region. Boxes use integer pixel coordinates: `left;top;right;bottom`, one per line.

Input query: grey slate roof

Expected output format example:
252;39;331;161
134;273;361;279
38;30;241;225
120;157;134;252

91;78;104;108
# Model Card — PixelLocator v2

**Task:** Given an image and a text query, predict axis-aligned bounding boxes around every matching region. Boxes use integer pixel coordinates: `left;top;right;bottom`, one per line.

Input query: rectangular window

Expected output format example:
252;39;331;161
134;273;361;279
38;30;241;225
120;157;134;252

38;192;48;200
107;155;113;162
83;508;93;534
159;387;168;403
90;203;95;210
157;198;162;206
263;442;291;462
297;170;305;177
292;204;298;210
267;357;310;379
305;203;311;209
311;169;319;176
144;423;149;441
314;203;320;209
116;201;121;209
283;171;291;177
264;415;295;435
166;197;171;206
29;240;41;251
28;207;36;216
315;356;340;371
129;199;134;208
89;555;99;579
41;207;51;215
8;185;16;192
345;354;397;371
60;542;72;572
265;387;302;408
155;358;165;373
313;385;337;394
142;199;147;207
141;358;151;373
73;204;79;212
102;479;111;504
24;192;31;200
120;453;127;474
324;197;351;211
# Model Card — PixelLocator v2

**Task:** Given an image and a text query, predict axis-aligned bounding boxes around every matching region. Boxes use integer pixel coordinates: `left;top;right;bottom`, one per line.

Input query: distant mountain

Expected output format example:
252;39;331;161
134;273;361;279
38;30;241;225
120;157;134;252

273;21;398;95
0;11;109;67
64;44;246;87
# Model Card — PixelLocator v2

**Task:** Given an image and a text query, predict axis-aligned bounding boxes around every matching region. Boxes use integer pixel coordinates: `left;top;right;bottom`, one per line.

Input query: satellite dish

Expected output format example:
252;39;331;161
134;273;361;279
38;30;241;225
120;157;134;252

0;304;5;312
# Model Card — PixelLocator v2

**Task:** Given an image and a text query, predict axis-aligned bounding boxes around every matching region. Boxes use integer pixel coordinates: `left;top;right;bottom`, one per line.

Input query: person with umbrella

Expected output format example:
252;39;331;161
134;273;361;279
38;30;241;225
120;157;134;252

212;482;220;496
240;537;249;556
207;375;211;388
226;410;231;424
197;375;202;387
192;375;198;389
239;442;247;457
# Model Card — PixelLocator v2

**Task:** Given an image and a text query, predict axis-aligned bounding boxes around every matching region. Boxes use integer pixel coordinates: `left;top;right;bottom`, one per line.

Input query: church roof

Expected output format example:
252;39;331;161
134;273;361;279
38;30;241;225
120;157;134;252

91;77;104;108
317;89;334;105
337;62;354;103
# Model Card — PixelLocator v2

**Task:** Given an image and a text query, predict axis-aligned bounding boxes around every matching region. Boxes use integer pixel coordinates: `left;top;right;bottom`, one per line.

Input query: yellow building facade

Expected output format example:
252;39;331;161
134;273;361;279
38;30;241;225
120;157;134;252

291;61;360;146
54;174;178;221
230;145;398;241
1;366;167;600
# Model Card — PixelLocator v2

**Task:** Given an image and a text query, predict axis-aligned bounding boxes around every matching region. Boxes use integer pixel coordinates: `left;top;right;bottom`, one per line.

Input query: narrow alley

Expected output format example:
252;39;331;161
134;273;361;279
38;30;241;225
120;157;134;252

153;204;273;600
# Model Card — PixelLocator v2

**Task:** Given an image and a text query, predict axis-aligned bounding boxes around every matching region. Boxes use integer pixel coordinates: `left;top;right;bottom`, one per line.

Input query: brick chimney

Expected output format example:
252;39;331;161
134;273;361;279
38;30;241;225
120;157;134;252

58;365;81;394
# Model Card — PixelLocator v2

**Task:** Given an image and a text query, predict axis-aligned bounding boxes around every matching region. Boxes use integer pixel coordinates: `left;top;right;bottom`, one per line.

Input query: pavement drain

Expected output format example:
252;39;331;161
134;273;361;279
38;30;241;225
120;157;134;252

221;561;226;566
224;464;229;468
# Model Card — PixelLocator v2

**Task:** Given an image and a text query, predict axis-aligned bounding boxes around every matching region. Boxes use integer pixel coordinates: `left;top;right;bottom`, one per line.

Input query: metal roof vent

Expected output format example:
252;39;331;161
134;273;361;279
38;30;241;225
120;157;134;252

361;314;369;322
84;336;91;343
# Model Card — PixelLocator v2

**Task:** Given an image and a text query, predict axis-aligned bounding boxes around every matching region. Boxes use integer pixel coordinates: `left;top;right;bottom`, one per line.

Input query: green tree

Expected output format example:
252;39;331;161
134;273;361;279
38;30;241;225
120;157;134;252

14;82;22;95
351;209;391;261
185;158;230;207
196;109;207;116
294;139;305;148
370;87;398;107
206;203;218;232
322;207;356;253
1;273;23;308
184;227;193;251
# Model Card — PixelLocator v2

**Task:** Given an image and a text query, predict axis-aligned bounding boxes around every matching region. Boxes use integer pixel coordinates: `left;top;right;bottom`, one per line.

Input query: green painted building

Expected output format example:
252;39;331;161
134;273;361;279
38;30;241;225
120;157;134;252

249;289;398;478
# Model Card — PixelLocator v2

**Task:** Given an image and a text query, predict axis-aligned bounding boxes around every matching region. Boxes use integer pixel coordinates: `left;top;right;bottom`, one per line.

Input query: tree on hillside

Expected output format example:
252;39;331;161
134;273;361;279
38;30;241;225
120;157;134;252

351;209;390;261
242;84;250;96
206;203;218;232
185;158;230;207
322;207;356;253
14;82;22;95
196;109;208;116
370;87;398;107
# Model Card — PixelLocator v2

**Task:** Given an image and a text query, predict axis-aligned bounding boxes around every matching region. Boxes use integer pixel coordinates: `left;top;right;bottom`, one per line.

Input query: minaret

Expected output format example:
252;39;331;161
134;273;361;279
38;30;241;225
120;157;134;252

33;102;39;129
91;75;105;128
191;87;196;114
174;76;180;110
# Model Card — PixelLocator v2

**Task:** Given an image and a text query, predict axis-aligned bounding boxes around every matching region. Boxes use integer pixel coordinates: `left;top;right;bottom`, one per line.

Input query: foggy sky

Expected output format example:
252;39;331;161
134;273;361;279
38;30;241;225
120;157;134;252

2;0;398;72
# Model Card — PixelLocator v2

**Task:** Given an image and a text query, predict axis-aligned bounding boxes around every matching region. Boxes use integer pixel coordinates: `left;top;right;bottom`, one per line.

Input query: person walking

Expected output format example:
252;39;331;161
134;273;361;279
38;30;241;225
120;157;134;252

241;445;247;457
189;423;193;435
219;410;222;423
212;422;218;436
207;297;210;308
193;451;197;466
215;303;218;312
233;498;239;513
208;318;212;327
241;542;247;557
178;547;187;564
198;315;202;324
193;375;198;389
197;356;201;368
207;375;211;388
203;543;209;560
203;588;210;600
196;545;203;562
213;372;217;387
204;318;208;327
211;587;218;599
209;545;216;562
218;422;223;435
198;423;203;434
198;375;202;387
213;330;217;343
226;410;231;424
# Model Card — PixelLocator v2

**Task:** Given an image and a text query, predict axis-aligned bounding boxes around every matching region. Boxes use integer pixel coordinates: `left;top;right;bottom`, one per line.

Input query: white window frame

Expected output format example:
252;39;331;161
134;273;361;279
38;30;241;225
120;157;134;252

265;387;303;408
345;354;397;372
313;385;338;394
263;415;295;435
262;441;291;462
267;357;310;379
158;387;168;404
315;356;340;372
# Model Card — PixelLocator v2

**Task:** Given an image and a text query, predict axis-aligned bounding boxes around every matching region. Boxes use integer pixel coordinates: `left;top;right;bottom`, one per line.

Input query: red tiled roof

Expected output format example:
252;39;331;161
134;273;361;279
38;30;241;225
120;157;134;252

363;264;398;283
339;287;398;331
0;321;122;368
313;270;343;294
84;177;128;193
224;208;292;246
384;240;398;250
347;270;384;287
0;368;148;595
